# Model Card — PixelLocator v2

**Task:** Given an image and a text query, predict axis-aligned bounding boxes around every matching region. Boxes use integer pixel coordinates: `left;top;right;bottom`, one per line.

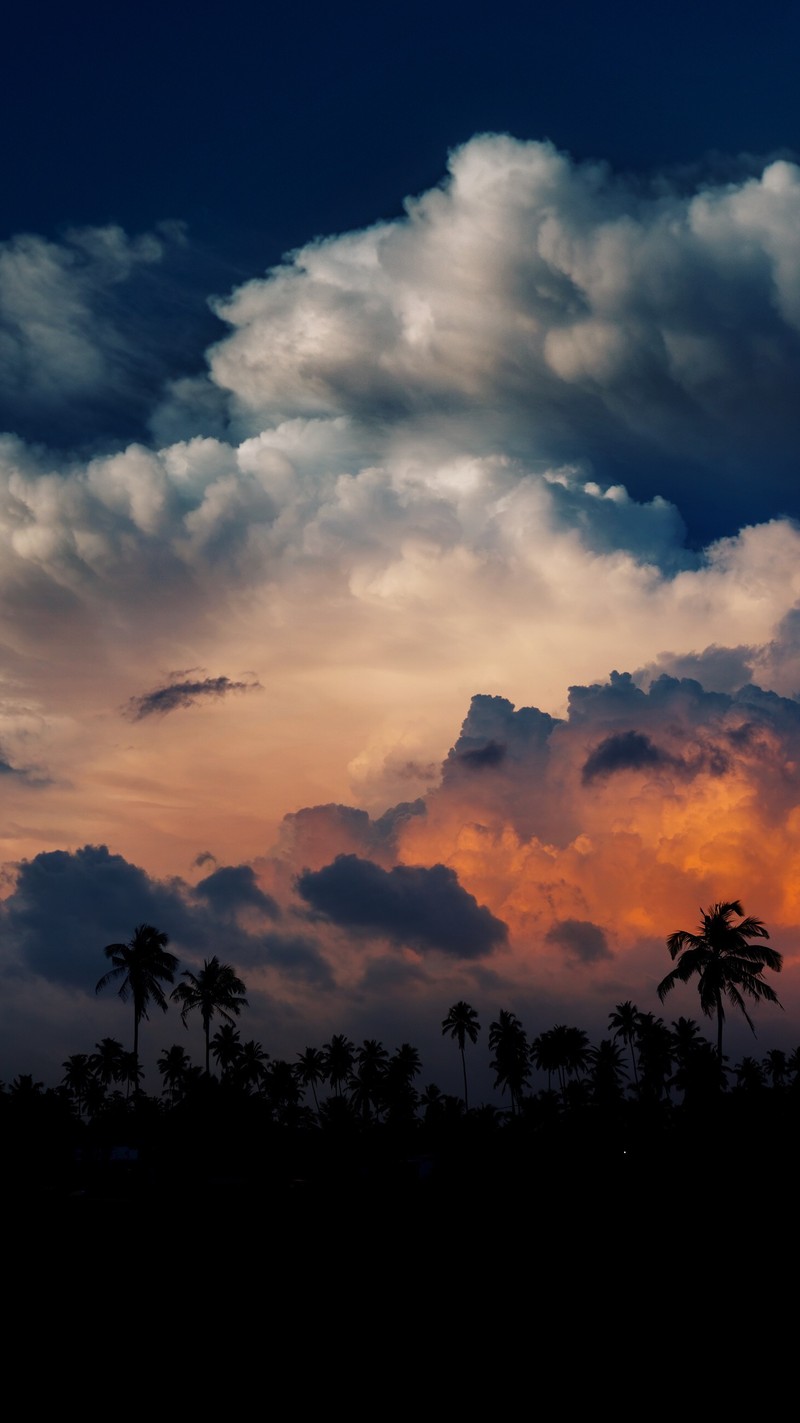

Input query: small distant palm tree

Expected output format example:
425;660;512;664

89;1037;125;1090
323;1034;355;1098
608;1002;641;1091
735;1056;766;1092
636;1012;674;1102
96;924;178;1089
171;956;248;1073
441;1001;481;1110
61;1054;93;1117
235;1040;269;1095
296;1047;327;1112
158;1044;193;1103
211;1023;242;1081
587;1039;627;1106
763;1048;788;1089
350;1039;389;1124
658;900;783;1060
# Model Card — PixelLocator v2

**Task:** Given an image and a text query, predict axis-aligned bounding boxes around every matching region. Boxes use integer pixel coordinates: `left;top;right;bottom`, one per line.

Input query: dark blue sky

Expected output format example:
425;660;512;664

7;0;800;267
4;1;800;539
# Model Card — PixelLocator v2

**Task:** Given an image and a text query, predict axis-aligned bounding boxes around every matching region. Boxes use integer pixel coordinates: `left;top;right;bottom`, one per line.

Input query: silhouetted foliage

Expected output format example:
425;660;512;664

658;901;783;1059
96;924;178;1087
171;956;248;1073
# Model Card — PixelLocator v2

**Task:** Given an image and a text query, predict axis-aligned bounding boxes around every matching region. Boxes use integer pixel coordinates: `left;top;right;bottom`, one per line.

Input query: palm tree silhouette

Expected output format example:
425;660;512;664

61;1054;92;1117
323;1034;355;1098
171;956;248;1073
234;1040;269;1095
441;1001;481;1110
157;1044;193;1103
296;1046;326;1112
658;900;783;1059
89;1036;125;1090
210;1023;242;1081
608;1002;641;1091
96;924;178;1090
488;1009;529;1115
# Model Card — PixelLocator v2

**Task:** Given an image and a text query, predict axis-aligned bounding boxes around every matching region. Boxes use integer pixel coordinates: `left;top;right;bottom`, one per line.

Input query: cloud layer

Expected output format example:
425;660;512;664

2;135;800;1087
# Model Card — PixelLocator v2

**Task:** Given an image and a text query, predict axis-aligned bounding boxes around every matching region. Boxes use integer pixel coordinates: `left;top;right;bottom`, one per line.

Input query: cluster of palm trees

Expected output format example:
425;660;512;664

7;897;791;1122
95;924;247;1088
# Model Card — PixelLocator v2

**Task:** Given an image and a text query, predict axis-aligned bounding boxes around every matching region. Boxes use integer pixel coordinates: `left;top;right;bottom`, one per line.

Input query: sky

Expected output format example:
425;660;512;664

3;0;800;1099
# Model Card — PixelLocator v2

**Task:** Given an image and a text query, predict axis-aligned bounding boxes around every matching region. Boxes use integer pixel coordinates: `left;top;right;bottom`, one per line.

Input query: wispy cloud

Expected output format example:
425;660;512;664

125;675;261;720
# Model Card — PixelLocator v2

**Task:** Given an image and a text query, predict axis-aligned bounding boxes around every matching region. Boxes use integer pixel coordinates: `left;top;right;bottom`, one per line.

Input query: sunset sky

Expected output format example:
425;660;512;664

3;0;800;1099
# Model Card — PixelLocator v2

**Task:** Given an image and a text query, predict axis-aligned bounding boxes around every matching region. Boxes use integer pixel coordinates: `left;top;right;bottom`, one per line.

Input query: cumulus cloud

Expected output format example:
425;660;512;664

5;137;800;1080
125;674;261;719
193;863;279;919
295;854;508;958
174;136;800;536
545;919;612;966
0;223;221;449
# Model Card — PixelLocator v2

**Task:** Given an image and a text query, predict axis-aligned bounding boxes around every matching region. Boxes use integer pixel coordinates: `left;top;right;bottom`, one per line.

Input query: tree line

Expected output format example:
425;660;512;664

1;896;790;1122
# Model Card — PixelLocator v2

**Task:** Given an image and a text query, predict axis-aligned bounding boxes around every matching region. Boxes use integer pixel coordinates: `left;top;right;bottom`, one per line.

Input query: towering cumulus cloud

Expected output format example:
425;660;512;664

2;135;800;1081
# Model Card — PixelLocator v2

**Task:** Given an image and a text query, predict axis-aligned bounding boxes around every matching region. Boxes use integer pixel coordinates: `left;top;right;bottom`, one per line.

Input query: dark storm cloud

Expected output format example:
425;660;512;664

295;854;507;958
456;739;508;770
1;844;193;987
125;675;261;719
193;864;279;919
0;844;324;993
546;919;612;966
444;696;557;783
582;730;676;783
259;932;335;988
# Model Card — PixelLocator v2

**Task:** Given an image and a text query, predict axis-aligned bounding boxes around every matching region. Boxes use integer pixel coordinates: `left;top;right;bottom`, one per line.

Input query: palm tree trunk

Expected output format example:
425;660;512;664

460;1045;469;1111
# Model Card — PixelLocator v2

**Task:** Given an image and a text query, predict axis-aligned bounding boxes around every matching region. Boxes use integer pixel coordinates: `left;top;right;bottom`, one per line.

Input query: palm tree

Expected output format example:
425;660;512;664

587;1039;627;1107
158;1044;193;1103
608;1002;641;1091
658;900;783;1059
61;1054;93;1117
488;1009;529;1115
296;1046;327;1112
171;956;248;1073
210;1023;242;1081
89;1036;125;1090
441;1001;481;1110
323;1034;355;1098
96;924;178;1089
350;1039;389;1124
234;1040;269;1095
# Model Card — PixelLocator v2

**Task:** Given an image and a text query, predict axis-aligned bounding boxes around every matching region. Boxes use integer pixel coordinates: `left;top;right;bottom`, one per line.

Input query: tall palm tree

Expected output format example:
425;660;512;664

171;956;248;1073
488;1009;529;1115
608;1002;641;1091
658;900;783;1059
350;1039;389;1124
441;1001;481;1110
96;924;178;1089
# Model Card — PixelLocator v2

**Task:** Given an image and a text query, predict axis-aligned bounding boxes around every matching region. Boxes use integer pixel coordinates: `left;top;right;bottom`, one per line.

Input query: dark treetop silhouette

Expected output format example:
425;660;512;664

657;900;783;1059
441;1001;481;1111
171;955;248;1074
95;924;178;1087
